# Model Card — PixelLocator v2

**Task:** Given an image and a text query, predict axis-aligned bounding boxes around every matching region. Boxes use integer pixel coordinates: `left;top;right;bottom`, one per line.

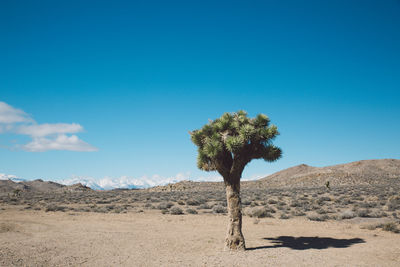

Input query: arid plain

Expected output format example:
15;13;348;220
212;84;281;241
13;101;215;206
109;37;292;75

1;159;400;266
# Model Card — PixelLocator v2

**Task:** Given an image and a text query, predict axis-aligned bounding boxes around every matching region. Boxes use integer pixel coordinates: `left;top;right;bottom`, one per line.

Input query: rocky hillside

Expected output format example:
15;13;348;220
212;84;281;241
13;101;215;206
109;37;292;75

149;159;400;191
256;159;400;188
0;179;91;194
1;159;399;193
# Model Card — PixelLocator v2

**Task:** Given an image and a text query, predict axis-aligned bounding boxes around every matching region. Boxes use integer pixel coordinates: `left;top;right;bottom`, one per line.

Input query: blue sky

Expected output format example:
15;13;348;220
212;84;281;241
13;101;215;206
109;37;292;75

1;0;399;187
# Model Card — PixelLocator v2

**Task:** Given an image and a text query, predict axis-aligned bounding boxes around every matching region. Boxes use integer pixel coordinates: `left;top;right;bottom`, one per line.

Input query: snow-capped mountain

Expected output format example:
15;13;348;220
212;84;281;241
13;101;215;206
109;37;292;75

0;173;26;182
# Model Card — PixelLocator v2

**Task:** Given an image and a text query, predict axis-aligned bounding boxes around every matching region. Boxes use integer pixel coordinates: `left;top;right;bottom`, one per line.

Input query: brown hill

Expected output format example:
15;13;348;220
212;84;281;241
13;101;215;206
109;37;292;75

0;179;92;194
64;183;92;192
256;159;400;188
148;180;224;192
0;180;29;193
1;159;399;193
149;159;400;192
20;179;66;192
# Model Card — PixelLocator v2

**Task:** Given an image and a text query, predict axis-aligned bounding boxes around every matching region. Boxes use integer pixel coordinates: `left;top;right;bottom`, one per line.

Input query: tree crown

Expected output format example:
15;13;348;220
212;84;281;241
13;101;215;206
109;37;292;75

190;111;282;180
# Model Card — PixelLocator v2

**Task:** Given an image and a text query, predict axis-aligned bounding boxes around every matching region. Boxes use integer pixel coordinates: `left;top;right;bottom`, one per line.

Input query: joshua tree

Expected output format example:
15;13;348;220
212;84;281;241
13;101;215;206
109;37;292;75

190;111;282;250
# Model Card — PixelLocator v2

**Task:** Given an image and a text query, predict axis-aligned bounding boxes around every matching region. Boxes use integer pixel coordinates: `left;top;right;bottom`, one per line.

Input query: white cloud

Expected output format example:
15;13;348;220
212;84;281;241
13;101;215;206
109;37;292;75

0;101;33;124
22;134;98;152
17;123;83;137
0;101;97;152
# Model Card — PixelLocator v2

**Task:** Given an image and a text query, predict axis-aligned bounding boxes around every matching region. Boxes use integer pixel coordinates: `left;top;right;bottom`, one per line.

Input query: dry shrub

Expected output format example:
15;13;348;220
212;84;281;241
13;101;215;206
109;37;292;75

356;209;370;218
279;213;291;219
382;222;399;233
291;210;306;216
186;208;198;214
361;222;399;233
212;205;227;214
337;210;356;220
170;206;184;215
307;213;329;221
157;202;174;210
387;196;400;211
45;204;67;212
246;207;274;218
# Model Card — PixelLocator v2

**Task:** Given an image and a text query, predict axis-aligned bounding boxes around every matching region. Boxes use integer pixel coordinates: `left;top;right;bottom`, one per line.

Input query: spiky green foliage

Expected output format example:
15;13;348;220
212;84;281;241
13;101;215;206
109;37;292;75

190;111;282;181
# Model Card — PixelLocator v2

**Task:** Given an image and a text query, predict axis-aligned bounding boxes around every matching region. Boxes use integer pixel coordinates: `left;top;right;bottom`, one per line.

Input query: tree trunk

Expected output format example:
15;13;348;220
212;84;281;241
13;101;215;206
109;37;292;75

224;181;245;250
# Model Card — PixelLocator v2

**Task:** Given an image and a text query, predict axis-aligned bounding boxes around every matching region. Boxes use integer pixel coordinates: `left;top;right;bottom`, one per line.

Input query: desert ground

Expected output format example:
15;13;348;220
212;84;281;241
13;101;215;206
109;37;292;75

1;159;400;266
1;208;399;267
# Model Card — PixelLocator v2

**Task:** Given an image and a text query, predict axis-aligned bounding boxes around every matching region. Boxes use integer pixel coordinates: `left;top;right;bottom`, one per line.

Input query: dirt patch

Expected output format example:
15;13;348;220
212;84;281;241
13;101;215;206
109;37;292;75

0;222;21;233
0;209;399;266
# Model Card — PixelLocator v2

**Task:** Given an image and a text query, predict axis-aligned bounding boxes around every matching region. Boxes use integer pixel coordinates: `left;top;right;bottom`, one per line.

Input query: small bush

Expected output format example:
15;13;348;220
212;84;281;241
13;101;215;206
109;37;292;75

246;207;273;218
382;222;399;233
279;213;291;219
290;200;301;207
186;208;198;214
365;223;380;230
161;209;169;214
307;213;329;221
144;203;153;208
291;210;306;216
387;196;400;211
186;199;201;206
356;209;370;218
199;203;211;209
212;205;227;214
170;206;184;215
369;210;386;218
242;199;251;206
93;206;108;213
317;196;331;204
267;199;277;204
45;204;67;212
337;210;356;220
361;222;400;233
316;208;327;214
157;202;174;210
277;201;287;206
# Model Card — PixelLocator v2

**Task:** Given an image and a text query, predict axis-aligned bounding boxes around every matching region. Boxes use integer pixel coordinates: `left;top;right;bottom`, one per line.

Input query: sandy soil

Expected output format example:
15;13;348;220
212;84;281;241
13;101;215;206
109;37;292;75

0;209;399;266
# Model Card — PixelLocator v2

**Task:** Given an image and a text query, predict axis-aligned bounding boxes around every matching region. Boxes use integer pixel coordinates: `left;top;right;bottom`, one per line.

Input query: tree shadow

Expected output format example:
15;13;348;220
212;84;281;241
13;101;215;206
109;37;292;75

247;236;365;251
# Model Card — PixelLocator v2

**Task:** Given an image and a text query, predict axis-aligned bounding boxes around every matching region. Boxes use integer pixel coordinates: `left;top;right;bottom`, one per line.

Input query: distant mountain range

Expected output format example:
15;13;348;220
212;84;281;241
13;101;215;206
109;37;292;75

1;159;399;193
0;176;190;191
146;159;400;192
